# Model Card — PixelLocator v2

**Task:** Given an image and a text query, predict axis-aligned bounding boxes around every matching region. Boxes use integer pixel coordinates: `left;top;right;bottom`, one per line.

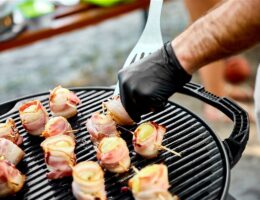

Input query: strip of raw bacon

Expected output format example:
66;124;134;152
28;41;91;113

72;161;106;200
0;138;25;165
0;160;26;198
129;164;178;200
41;135;76;179
49;86;81;118
42;116;74;138
97;137;130;173
86;112;119;144
133;122;165;158
19;100;49;136
0;119;23;145
103;95;134;126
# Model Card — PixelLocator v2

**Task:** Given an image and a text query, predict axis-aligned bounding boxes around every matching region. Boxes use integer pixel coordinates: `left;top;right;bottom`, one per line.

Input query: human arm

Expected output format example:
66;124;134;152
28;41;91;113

118;0;260;121
174;0;260;74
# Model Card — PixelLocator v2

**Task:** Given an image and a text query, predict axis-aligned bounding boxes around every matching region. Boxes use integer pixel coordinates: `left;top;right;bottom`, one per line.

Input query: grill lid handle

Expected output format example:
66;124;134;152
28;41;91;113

178;82;249;168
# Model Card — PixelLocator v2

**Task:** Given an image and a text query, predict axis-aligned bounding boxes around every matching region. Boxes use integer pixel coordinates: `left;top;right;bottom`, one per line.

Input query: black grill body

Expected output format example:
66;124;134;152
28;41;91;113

0;83;249;200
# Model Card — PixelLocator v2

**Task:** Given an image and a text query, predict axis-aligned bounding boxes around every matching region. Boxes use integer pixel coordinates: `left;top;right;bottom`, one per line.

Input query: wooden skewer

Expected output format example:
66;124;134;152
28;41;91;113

10;182;19;186
119;162;128;171
157;144;182;157
66;129;79;133
117;125;134;135
9;133;16;138
158;194;165;200
132;165;140;174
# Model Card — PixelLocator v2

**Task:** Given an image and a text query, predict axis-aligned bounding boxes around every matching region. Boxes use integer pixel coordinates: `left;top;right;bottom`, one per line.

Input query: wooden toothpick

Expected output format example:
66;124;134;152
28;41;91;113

132;165;140;174
157;144;182;157
158;194;165;200
66;129;79;133
0;155;5;161
119;162;128;171
117;125;134;135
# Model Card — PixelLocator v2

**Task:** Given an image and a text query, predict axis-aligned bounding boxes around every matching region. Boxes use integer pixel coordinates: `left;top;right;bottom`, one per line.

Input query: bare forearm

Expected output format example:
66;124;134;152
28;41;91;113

172;0;260;74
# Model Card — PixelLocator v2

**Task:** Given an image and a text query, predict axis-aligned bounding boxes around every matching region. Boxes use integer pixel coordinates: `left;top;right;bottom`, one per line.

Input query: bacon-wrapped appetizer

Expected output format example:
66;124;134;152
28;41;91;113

129;164;178;200
72;161;106;200
41;135;76;179
0;138;25;166
86;112;119;144
97;137;130;173
0;160;26;198
103;95;134;126
42;116;74;138
0;118;23;145
49;86;81;118
19;100;49;136
133;122;165;159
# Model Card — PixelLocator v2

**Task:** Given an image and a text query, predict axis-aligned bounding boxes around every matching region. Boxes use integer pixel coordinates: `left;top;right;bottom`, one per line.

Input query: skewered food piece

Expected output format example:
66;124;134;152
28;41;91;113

129;164;178;200
42;116;74;138
103;95;134;126
0;138;25;166
0;160;26;198
86;112;119;144
0;118;23;145
19;100;49;136
49;86;81;118
72;161;107;200
97;137;130;173
41;135;76;179
133;122;165;158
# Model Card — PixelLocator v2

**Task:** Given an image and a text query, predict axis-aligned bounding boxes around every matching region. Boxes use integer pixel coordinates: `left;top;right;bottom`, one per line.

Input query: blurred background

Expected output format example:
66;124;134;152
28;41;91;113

0;0;259;199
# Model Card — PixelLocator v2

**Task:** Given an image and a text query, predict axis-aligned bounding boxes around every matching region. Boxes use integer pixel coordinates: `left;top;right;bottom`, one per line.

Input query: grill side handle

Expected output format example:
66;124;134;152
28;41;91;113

0;93;48;117
0;100;20;116
178;82;250;168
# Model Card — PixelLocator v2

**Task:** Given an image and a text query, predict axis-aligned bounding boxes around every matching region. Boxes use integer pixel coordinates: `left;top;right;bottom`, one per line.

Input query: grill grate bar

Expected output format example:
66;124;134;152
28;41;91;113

200;186;222;200
168;150;222;182
189;176;224;200
176;163;223;199
25;169;47;183
24;179;51;199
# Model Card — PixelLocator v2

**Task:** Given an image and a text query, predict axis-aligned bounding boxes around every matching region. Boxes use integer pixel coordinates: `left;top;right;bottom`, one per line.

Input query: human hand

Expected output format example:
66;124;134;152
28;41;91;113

118;42;192;121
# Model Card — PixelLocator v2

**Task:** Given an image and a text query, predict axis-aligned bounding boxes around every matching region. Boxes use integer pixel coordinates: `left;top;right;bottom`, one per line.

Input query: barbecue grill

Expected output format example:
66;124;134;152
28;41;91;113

0;82;249;200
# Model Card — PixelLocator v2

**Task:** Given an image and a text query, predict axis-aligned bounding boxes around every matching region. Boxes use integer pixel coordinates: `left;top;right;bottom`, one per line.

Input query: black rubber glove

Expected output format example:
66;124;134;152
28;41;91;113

118;42;192;122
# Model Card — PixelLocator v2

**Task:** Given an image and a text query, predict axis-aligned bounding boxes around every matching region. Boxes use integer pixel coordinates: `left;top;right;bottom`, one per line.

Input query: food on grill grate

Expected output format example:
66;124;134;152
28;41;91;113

0;118;23;145
19;100;49;136
42;116;74;138
97;136;130;173
41;134;76;179
72;161;107;200
129;164;178;200
86;112;119;145
0;138;25;165
0;160;26;198
49;86;81;119
103;95;134;126
0;86;248;199
133;121;166;159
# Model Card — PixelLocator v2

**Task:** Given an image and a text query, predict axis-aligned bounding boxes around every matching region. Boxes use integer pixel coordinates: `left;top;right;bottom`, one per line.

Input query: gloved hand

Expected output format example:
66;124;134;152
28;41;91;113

118;42;192;122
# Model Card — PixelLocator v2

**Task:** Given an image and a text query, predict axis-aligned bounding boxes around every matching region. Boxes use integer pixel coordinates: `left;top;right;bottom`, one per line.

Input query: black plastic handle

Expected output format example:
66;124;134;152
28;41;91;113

0;99;22;116
178;82;249;168
0;92;48;117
